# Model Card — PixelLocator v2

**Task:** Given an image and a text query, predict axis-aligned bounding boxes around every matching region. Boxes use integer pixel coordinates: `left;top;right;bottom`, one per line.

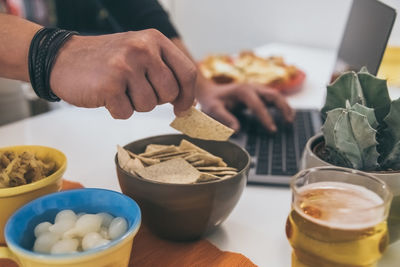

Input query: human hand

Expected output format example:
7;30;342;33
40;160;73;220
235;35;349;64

197;82;295;132
50;29;197;119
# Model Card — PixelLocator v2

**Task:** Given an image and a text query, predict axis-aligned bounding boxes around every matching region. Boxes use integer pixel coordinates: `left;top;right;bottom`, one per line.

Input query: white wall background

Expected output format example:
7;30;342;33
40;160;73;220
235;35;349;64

159;0;400;60
382;0;400;45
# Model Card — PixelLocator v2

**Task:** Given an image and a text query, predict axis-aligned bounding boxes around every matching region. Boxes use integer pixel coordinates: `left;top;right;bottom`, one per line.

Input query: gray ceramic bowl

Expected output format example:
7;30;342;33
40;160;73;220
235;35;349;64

115;134;250;241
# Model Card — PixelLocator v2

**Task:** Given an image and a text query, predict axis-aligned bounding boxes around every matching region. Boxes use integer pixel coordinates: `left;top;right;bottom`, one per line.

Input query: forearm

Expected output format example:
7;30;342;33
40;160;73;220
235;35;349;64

0;14;41;82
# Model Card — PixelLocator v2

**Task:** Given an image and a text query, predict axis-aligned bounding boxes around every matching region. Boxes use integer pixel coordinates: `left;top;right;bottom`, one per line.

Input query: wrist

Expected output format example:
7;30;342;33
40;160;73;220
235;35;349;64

49;35;82;97
28;28;78;102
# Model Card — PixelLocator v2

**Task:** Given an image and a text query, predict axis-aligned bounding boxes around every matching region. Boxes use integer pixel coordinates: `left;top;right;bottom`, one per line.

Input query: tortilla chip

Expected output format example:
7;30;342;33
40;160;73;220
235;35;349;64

179;140;227;167
220;175;234;179
184;153;200;162
136;158;200;184
190;160;206;167
125;158;145;175
196;166;237;172
139;145;178;158
196;172;220;183
203;170;238;176
155;152;194;162
151;150;191;159
184;153;221;166
127;150;160;166
170;107;234;141
117;145;131;169
144;144;170;153
179;139;209;154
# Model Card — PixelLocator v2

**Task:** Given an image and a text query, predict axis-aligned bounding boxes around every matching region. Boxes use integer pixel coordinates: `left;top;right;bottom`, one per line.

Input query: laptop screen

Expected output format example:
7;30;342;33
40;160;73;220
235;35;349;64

331;0;396;81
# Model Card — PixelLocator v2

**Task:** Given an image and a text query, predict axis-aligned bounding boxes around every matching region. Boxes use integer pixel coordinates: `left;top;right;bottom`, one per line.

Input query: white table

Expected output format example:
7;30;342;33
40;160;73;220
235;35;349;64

1;43;399;267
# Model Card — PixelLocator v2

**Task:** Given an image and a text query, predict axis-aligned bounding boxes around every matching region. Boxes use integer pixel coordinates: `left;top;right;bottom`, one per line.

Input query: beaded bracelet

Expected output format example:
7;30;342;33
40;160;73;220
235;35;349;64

28;28;78;102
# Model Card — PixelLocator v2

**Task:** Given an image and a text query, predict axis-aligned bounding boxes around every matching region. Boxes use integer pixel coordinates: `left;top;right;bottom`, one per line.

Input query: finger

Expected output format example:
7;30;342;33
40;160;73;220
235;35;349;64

204;103;240;132
160;39;197;114
238;89;277;132
174;107;192;118
146;59;180;105
174;99;199;118
105;92;134;119
256;87;295;122
127;73;158;112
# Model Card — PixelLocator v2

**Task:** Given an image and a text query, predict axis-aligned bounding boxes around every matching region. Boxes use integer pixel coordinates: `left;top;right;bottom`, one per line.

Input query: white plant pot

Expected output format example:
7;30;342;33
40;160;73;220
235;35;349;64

301;133;400;244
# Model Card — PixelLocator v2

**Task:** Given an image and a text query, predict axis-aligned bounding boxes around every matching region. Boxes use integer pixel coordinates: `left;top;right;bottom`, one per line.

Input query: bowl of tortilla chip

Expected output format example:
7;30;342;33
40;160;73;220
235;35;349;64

115;134;250;241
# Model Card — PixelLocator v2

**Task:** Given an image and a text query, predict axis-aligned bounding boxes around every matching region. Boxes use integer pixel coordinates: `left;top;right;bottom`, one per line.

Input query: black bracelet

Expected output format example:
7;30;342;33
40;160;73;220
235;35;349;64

28;28;52;94
28;28;78;102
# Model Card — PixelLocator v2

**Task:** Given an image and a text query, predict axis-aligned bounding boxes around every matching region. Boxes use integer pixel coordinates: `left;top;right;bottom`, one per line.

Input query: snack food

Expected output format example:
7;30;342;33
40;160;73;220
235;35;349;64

136;158;200;184
33;209;128;254
170;107;234;141
117;139;238;184
200;51;305;93
0;150;56;188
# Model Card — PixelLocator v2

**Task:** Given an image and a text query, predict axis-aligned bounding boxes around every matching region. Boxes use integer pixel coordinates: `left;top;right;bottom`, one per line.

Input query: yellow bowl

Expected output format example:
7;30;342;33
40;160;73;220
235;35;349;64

0;145;67;244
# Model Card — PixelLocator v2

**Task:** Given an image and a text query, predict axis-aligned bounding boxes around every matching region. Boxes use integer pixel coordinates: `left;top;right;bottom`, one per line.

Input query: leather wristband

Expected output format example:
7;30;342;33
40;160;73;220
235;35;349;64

28;27;78;102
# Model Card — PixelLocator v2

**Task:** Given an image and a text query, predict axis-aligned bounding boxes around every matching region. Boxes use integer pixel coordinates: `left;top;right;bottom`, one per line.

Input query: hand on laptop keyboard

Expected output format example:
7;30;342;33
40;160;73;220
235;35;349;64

197;82;295;132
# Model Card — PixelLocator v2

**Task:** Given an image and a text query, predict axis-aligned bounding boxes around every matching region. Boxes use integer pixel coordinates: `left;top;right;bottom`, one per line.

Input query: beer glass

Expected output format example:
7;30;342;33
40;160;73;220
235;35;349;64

286;167;393;267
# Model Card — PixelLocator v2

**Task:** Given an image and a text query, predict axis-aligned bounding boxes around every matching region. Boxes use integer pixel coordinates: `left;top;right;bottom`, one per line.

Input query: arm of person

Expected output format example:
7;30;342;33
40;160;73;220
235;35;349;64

0;14;41;82
171;38;295;132
0;14;197;119
54;0;294;129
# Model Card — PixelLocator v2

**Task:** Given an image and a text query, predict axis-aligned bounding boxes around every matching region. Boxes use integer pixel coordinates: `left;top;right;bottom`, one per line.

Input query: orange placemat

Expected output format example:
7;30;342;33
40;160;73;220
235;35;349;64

1;180;257;267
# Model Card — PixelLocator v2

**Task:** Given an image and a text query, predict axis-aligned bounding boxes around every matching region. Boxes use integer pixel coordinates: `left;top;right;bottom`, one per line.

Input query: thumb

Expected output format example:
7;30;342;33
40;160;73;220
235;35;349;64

173;100;197;117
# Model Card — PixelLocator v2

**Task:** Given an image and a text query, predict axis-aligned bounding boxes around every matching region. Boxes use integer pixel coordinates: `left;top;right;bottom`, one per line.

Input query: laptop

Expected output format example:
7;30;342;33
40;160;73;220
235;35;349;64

231;0;397;185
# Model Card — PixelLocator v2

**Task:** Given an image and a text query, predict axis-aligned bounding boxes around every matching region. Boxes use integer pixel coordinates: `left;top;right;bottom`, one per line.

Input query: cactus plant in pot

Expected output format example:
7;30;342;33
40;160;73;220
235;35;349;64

301;67;400;243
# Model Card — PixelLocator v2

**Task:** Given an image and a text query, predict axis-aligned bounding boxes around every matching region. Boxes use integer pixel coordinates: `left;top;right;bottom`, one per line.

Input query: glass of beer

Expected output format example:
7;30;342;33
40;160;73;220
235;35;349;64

286;167;392;267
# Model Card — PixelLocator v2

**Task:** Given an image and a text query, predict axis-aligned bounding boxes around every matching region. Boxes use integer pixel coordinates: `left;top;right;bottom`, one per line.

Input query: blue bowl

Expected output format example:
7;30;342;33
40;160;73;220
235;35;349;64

5;188;141;258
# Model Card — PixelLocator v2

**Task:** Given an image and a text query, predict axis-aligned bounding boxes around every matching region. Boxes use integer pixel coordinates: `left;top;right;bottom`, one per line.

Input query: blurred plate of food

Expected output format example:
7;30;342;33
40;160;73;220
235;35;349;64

199;51;306;94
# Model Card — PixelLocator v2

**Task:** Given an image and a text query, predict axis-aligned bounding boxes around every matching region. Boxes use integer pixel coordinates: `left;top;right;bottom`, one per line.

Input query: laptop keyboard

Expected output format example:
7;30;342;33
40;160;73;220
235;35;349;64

236;109;318;177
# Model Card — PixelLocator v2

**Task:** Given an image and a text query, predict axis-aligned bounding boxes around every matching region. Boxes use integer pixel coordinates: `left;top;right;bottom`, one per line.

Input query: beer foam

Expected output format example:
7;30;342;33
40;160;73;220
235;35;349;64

294;182;385;230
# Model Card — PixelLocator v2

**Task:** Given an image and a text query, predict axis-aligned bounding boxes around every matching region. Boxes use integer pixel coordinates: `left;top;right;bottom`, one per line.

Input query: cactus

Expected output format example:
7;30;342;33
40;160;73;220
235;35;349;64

381;99;400;170
321;68;400;171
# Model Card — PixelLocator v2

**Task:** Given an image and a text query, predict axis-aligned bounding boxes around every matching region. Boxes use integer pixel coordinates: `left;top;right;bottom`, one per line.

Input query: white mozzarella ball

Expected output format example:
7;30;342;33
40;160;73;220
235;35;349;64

33;212;128;254
55;210;77;223
99;226;109;239
49;220;75;235
108;217;128;240
97;212;114;228
64;214;102;238
63;228;79;239
34;222;52;238
50;239;79;254
33;232;60;253
82;232;103;251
